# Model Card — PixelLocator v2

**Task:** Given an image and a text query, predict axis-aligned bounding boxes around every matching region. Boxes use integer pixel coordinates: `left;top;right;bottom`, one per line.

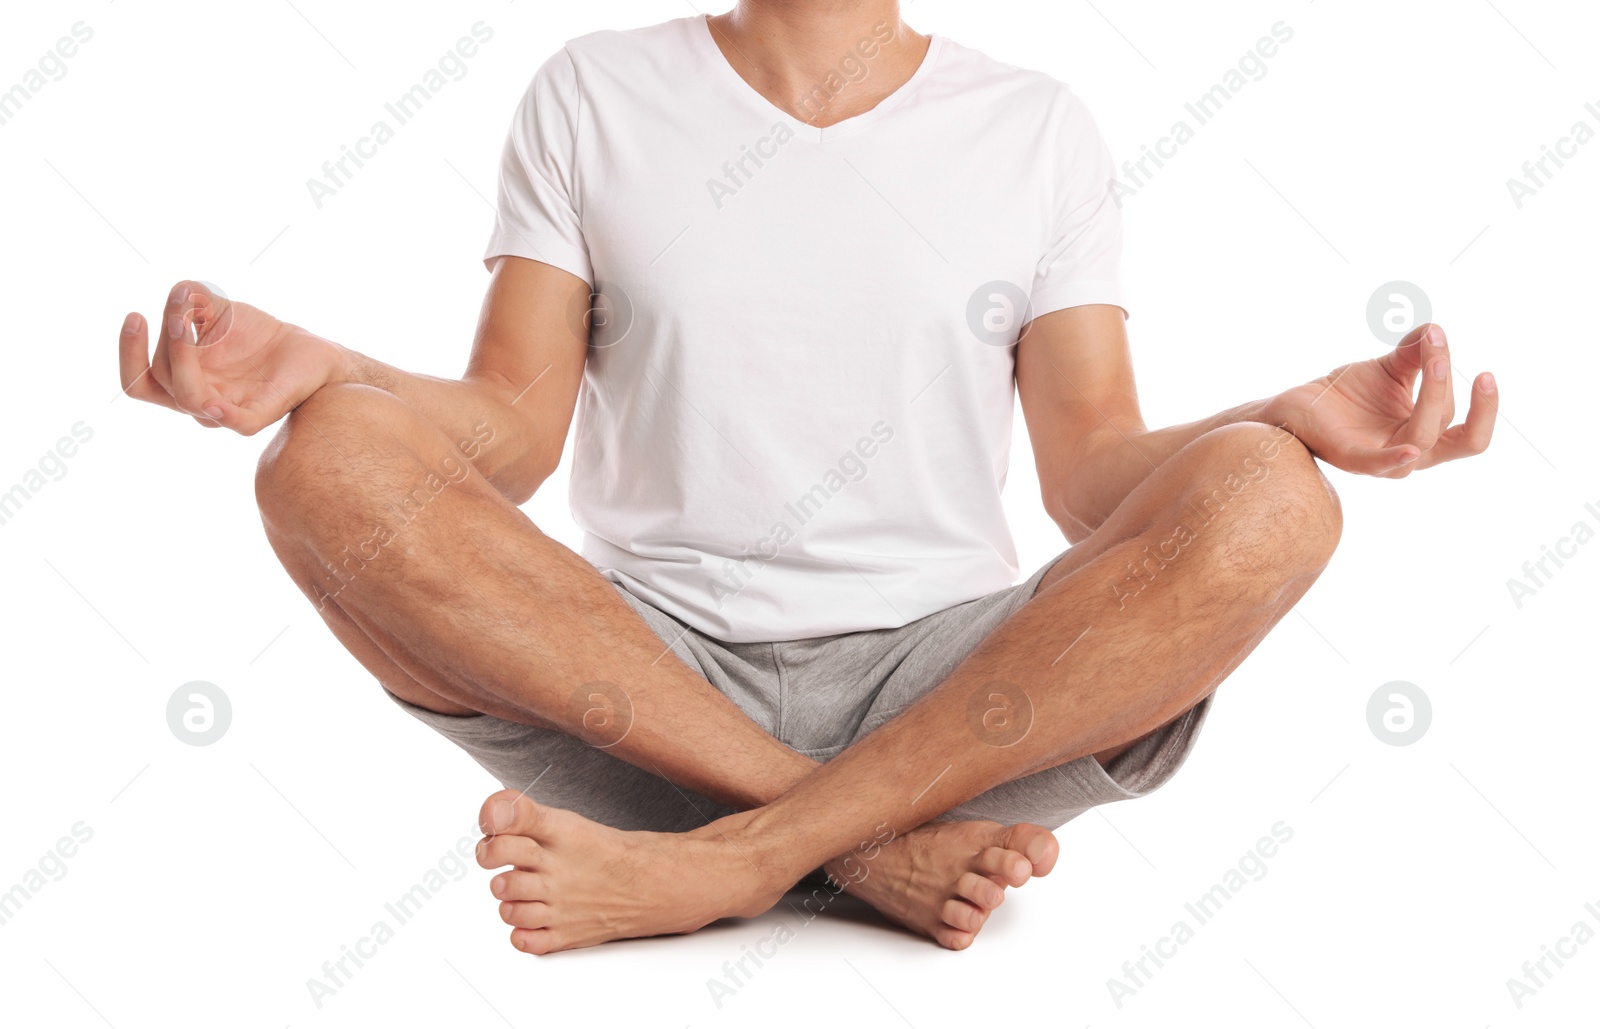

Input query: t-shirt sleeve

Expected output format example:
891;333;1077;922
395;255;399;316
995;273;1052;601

1029;90;1127;321
483;48;593;284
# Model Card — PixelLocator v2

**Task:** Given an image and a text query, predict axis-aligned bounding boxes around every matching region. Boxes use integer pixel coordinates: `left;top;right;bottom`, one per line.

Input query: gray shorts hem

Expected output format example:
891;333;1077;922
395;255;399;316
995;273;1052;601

390;551;1212;833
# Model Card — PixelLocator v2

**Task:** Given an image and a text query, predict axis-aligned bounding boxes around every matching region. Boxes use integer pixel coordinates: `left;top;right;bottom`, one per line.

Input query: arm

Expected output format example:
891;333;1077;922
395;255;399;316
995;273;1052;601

1016;304;1498;542
118;256;590;504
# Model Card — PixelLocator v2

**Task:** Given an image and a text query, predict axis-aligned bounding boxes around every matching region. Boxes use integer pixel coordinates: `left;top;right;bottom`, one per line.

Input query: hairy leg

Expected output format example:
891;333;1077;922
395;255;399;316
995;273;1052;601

473;421;1343;952
256;383;819;804
256;383;1043;939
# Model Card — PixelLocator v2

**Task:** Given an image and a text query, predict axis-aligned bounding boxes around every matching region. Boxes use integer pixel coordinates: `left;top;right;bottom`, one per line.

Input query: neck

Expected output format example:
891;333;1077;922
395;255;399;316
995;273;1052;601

707;1;927;127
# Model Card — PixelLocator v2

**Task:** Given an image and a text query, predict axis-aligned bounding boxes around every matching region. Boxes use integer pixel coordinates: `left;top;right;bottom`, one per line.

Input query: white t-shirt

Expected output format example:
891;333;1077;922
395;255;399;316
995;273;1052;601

487;15;1125;643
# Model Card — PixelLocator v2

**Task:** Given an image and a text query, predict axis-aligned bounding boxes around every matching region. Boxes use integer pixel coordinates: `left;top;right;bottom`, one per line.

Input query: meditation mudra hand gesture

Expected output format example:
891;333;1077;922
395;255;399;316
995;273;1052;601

116;0;1495;958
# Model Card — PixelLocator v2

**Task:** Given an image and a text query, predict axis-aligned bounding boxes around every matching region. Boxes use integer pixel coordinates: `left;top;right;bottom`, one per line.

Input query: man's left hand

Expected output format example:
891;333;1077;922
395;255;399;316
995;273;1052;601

1267;323;1497;478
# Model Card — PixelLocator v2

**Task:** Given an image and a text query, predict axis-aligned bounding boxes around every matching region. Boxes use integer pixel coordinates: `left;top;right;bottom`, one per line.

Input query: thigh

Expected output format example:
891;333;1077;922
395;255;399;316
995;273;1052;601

850;554;1061;744
849;549;1213;830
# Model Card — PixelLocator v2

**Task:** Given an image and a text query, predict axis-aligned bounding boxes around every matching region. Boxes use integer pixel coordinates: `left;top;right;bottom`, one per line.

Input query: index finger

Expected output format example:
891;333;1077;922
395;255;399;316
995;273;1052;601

1392;344;1452;453
162;282;216;416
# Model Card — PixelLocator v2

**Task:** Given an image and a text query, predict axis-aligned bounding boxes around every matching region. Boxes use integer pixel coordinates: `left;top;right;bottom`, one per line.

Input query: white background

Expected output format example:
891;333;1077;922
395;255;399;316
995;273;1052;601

1;0;1595;1026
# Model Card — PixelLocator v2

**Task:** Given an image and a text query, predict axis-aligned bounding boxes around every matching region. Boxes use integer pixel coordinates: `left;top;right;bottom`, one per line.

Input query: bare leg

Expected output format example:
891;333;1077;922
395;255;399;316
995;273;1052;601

255;383;1045;941
256;382;823;802
472;420;1343;951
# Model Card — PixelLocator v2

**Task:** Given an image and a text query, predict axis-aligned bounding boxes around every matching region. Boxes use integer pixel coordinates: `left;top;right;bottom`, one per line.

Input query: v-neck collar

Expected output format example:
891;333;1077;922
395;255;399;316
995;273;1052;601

690;14;944;143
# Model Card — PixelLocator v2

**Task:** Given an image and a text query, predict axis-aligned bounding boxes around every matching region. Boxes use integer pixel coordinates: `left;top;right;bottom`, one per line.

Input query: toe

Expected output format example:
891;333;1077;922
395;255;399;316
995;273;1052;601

491;870;547;901
511;927;557;955
478;833;541;870
1003;823;1059;876
933;924;976;950
955;871;1005;912
479;789;550;837
974;846;1032;887
499;900;554;929
940;897;988;933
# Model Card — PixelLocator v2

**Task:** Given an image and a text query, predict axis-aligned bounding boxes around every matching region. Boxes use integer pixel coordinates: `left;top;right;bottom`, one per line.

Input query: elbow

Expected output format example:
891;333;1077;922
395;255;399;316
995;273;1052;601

1043;429;1138;544
481;446;559;507
1044;487;1102;546
494;460;556;507
496;479;538;507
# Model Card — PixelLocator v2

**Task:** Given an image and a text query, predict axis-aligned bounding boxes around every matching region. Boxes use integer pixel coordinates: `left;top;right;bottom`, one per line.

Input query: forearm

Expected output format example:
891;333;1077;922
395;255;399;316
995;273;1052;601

318;335;558;503
1053;396;1280;540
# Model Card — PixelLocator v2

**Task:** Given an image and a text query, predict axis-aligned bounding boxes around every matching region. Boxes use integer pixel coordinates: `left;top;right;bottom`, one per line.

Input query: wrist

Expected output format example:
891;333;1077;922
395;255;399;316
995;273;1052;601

1255;392;1302;436
325;340;400;396
292;326;361;395
273;323;352;394
314;331;357;389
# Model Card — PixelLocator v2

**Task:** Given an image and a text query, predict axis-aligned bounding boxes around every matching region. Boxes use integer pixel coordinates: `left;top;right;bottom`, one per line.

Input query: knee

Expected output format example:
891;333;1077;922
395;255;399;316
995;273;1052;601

1175;421;1341;580
255;383;422;534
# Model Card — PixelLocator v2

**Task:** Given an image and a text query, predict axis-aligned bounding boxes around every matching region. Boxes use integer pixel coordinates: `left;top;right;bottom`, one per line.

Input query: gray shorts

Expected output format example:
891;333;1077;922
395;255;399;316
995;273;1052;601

390;556;1212;832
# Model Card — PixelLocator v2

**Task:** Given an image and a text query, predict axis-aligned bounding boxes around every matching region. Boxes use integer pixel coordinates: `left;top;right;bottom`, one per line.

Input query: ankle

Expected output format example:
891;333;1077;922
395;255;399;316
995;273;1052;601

695;808;813;903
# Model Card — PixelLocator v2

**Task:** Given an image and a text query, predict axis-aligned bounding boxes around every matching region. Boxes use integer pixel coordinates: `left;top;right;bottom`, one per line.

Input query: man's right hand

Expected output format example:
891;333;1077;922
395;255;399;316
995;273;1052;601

118;280;345;435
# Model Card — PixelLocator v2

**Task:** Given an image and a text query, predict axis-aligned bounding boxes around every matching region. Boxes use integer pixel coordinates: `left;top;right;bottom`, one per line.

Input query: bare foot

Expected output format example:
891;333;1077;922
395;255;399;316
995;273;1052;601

475;789;787;954
821;820;1059;950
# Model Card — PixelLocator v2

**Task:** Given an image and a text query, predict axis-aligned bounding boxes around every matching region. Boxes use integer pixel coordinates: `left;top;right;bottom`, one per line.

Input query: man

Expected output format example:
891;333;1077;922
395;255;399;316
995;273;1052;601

117;1;1496;955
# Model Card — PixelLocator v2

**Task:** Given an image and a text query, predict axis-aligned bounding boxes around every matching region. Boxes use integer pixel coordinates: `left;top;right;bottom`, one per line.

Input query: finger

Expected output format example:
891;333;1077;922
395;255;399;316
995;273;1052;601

1419;372;1498;468
1422;324;1455;427
151;281;190;377
164;288;215;417
191;396;259;434
160;279;231;344
1393;342;1451;453
185;281;236;348
1379;322;1436;383
117;313;179;410
1320;439;1422;477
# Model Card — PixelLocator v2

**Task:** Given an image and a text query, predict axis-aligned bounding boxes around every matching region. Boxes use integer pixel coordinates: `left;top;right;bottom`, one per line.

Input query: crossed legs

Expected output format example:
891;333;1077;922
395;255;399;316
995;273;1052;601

256;383;1340;951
